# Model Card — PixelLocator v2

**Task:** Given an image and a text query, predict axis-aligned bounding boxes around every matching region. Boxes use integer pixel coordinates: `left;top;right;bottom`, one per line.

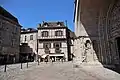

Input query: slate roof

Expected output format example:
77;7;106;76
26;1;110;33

0;6;18;23
21;28;38;34
38;21;66;28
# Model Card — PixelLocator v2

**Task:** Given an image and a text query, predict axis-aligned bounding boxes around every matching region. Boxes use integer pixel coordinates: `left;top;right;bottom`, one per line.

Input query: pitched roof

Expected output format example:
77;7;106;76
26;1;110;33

39;21;66;28
0;6;18;23
21;28;38;34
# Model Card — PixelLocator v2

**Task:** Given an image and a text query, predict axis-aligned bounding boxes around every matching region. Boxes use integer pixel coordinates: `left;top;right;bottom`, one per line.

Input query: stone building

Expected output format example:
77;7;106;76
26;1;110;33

37;22;73;61
74;0;120;66
20;28;38;61
0;6;21;64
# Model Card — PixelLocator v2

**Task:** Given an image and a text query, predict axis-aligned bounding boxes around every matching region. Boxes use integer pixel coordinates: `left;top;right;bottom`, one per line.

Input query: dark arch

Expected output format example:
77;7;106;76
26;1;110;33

85;40;91;47
86;40;90;44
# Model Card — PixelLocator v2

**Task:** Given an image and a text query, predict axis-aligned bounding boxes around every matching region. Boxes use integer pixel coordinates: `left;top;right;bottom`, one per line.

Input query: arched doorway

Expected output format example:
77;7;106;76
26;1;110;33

107;0;120;64
115;37;120;62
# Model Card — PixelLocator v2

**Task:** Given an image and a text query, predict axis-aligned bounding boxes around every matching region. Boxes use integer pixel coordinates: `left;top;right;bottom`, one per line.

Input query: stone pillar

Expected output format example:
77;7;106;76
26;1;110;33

73;39;83;65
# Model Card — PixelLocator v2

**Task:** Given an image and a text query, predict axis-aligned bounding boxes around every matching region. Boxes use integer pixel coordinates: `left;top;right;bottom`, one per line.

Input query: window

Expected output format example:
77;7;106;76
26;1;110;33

0;21;2;29
55;30;63;36
15;27;17;33
30;35;33;40
11;39;15;46
43;43;51;48
0;40;2;44
85;40;91;48
25;36;27;41
0;31;1;39
57;22;61;26
0;22;5;30
53;42;62;48
42;31;49;37
44;22;48;27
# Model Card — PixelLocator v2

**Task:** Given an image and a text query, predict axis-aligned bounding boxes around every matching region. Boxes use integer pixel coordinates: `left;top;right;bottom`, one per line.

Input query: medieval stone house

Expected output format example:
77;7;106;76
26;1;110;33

0;6;21;64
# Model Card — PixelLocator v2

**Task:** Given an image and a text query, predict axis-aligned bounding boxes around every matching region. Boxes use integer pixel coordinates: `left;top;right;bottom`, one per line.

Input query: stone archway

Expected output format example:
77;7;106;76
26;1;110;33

115;37;120;58
107;0;120;64
107;0;120;35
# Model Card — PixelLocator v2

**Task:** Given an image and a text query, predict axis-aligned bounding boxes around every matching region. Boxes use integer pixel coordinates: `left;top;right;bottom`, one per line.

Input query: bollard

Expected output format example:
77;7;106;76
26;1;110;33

26;55;28;68
4;63;7;72
4;55;7;72
27;61;28;68
20;56;23;69
62;58;63;63
38;59;39;65
21;62;22;69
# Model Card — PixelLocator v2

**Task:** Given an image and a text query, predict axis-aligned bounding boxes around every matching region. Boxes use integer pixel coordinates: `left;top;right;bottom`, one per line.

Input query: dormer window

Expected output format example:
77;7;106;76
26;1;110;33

27;28;32;31
57;22;61;26
44;22;48;27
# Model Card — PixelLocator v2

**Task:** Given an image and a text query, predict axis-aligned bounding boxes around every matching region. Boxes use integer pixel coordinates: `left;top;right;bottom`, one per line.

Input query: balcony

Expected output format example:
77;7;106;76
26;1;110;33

38;35;66;40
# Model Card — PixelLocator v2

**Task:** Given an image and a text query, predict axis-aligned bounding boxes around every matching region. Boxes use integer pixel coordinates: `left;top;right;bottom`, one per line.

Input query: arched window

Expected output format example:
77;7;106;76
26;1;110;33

42;31;49;37
43;43;51;48
85;40;91;48
53;42;62;48
55;30;63;36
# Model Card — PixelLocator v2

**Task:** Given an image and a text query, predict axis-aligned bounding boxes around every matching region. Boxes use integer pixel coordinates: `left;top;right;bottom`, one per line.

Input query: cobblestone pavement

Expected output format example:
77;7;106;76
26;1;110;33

0;62;120;80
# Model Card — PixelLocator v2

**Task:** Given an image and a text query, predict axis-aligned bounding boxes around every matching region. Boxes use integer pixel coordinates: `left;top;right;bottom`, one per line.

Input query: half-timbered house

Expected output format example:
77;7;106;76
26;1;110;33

37;22;73;61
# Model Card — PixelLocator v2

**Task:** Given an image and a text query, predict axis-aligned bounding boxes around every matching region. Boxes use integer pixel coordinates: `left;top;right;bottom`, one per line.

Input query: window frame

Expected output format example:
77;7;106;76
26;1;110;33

53;42;62;48
25;36;27;41
30;35;33;40
42;31;49;37
43;43;51;48
55;30;63;36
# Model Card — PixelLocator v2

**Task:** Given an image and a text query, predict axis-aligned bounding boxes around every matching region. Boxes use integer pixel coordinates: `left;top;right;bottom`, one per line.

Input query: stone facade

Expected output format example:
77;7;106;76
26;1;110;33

74;0;120;66
0;6;21;64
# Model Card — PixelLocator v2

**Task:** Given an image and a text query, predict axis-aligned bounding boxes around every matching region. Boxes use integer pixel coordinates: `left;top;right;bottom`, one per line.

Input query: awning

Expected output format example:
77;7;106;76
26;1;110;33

49;54;64;57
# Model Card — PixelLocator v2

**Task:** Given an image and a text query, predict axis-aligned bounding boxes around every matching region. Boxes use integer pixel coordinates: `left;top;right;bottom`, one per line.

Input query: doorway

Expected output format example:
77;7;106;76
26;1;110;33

116;37;120;61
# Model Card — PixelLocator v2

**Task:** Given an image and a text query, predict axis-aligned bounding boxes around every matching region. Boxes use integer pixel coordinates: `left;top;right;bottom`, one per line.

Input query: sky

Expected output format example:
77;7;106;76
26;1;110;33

0;0;74;31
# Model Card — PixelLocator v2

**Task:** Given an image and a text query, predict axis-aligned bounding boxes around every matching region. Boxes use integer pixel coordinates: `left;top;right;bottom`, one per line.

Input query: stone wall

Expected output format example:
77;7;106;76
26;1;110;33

74;0;120;65
0;15;21;63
